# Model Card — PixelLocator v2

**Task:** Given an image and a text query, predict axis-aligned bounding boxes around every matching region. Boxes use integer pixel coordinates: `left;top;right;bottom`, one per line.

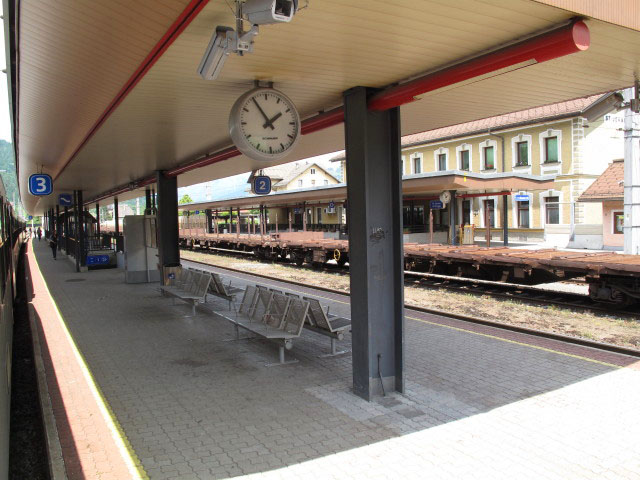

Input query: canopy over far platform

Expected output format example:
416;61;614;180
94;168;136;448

177;171;557;211
6;0;640;214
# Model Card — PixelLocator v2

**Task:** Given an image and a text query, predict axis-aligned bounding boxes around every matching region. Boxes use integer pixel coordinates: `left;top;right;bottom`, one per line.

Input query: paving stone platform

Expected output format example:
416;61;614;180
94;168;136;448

30;241;640;479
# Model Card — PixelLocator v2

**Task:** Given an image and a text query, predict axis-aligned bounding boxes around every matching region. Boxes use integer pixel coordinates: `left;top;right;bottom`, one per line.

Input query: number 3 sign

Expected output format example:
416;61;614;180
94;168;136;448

28;174;53;196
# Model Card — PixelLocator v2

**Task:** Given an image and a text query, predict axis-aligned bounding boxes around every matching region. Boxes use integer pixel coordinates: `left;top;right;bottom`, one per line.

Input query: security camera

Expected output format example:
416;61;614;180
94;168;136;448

197;26;235;80
243;0;297;25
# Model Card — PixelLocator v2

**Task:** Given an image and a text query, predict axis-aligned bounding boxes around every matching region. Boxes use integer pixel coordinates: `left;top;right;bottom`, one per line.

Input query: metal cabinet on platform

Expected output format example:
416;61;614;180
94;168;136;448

123;215;160;283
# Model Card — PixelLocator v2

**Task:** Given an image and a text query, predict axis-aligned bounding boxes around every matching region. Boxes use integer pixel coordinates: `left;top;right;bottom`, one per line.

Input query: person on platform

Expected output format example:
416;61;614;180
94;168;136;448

49;232;57;260
37;228;42;241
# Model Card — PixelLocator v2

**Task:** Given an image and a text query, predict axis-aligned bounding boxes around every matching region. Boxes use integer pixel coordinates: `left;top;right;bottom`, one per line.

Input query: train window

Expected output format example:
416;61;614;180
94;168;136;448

613;212;624;234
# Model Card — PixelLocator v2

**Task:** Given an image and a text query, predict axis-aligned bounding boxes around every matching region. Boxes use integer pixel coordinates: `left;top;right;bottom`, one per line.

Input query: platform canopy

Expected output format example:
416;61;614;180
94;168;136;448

6;0;640;214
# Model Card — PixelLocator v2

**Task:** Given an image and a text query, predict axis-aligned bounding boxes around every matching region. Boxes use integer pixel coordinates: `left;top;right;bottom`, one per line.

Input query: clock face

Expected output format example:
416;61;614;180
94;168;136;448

229;88;301;162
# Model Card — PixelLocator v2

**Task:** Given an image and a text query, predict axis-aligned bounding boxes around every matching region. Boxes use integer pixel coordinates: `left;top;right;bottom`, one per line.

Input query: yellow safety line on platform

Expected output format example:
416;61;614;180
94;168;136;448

212;267;622;369
31;249;148;480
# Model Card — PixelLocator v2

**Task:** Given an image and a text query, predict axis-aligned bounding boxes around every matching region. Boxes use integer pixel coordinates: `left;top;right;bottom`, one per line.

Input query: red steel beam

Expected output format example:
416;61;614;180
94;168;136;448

368;20;590;111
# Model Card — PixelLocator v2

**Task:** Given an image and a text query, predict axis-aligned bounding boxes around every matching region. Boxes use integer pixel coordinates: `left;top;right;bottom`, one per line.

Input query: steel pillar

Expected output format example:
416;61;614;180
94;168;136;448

96;203;100;236
56;205;61;250
205;209;212;233
624;87;640;254
78;191;86;266
448;190;457;245
114;197;120;237
64;206;69;254
156;171;180;282
502;196;509;246
73;191;80;272
344;86;404;401
145;189;152;215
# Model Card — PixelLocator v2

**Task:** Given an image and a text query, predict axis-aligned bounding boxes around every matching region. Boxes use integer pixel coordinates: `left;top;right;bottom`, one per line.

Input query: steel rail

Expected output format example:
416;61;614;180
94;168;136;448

181;256;640;359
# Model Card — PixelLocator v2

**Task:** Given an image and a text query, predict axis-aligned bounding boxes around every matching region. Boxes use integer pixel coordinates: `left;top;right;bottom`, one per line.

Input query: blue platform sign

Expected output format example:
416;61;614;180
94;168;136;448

58;193;73;206
86;254;110;266
27;215;33;220
515;194;530;202
195;210;200;215
252;175;272;195
430;200;444;210
28;174;53;196
328;201;335;210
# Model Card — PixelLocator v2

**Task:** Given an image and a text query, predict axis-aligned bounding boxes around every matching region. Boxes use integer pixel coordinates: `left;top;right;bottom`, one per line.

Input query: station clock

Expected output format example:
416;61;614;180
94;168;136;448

229;87;301;162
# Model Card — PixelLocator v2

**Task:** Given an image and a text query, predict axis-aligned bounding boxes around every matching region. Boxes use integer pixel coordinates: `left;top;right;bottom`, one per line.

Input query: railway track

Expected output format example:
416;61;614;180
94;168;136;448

181;256;640;359
181;246;640;319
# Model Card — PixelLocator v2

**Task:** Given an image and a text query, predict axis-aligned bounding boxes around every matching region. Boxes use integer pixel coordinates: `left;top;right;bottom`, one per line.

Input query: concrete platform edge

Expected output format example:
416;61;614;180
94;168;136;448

28;302;68;480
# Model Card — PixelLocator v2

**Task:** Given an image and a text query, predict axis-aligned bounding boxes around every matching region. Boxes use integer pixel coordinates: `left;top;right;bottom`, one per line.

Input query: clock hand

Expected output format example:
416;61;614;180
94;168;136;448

252;98;274;130
263;112;282;129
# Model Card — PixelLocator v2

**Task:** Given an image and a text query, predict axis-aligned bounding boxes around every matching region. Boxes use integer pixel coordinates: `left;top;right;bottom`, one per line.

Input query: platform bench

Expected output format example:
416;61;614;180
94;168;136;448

216;285;309;365
160;269;211;316
188;268;244;309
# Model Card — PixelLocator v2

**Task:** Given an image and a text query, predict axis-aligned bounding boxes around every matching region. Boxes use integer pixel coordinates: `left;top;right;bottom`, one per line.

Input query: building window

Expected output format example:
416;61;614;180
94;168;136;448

516;141;529;166
323;179;328;185
545;196;559;224
413;156;422;174
462;200;471;225
544;136;558;163
613;212;624;234
484;200;495;227
517;201;530;228
297;179;303;187
483;146;495;170
316;207;322;224
311;179;316;186
460;150;470;170
438;153;447;171
310;168;316;174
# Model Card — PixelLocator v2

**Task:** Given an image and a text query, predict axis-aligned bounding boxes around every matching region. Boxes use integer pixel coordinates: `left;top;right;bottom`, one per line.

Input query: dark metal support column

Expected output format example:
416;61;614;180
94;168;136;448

96;203;101;236
114;197;120;237
64;206;69;254
78;190;86;267
56;205;61;250
205;209;212;233
145;189;152;215
73;191;80;272
502;196;509;246
156;171;180;284
448;190;457;245
344;86;404;401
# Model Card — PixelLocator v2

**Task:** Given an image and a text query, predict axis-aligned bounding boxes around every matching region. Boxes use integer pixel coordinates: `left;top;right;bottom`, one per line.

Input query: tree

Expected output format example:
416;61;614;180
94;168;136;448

179;194;193;205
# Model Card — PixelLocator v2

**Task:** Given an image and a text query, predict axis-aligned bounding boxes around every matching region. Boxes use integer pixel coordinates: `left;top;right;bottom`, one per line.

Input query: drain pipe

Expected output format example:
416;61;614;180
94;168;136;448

488;129;508;246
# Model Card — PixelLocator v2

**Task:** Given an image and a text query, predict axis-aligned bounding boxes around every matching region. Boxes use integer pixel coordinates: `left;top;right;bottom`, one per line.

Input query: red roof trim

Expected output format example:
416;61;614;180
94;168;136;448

54;0;211;181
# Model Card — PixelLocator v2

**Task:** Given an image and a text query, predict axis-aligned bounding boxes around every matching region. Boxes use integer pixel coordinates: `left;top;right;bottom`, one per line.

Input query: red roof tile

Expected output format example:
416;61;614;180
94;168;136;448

578;160;624;202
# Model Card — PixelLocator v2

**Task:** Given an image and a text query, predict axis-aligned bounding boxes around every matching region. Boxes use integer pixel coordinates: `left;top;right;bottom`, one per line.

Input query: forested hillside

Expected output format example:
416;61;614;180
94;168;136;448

0;140;19;204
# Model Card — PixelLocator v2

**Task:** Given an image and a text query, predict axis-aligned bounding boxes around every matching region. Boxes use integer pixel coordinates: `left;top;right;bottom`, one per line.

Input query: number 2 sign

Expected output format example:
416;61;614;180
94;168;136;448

28;174;53;196
252;175;272;195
